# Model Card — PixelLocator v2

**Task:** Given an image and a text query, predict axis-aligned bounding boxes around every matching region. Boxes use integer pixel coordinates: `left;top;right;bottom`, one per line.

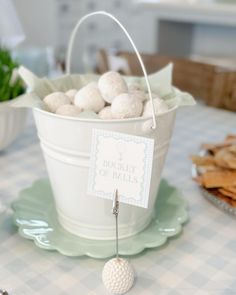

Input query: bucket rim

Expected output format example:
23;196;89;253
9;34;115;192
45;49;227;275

33;104;178;124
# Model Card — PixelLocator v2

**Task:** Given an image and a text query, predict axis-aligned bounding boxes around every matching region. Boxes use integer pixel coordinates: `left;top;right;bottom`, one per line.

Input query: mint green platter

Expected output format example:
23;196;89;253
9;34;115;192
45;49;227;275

11;179;188;259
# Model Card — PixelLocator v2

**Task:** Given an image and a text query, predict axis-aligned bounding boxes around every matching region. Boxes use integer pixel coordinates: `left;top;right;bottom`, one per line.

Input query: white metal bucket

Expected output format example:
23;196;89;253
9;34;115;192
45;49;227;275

34;106;177;240
21;11;179;240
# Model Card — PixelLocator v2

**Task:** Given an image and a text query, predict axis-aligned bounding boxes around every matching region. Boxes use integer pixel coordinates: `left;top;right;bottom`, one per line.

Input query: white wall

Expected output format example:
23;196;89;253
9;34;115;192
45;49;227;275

192;24;236;58
11;0;158;72
13;0;58;47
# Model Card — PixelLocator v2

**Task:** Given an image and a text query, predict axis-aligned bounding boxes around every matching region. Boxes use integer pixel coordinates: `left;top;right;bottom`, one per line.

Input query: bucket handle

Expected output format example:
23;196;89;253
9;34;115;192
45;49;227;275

66;11;157;130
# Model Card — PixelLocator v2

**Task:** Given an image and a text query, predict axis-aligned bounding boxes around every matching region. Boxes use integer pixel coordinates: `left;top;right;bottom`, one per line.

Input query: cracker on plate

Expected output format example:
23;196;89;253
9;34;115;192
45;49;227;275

201;171;236;188
192;134;236;208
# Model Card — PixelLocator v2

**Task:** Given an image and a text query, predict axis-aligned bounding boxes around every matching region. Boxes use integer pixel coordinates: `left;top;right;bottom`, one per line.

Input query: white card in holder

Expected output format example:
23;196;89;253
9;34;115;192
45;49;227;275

87;129;154;208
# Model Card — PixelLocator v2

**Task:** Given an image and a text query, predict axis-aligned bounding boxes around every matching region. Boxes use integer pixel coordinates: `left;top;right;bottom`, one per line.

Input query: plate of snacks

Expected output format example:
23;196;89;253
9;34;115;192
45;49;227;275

191;135;236;217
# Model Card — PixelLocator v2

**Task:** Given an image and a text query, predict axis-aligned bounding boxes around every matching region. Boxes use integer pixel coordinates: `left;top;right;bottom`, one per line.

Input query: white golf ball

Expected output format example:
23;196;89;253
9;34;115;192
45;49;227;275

111;93;143;119
98;106;113;120
143;97;168;117
102;258;134;294
74;82;105;113
98;71;128;103
43;92;71;113
65;89;78;103
56;104;82;117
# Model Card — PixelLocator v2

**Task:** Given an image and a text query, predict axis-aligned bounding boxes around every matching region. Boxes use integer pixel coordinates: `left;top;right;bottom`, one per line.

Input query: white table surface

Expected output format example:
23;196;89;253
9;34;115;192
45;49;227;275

0;104;236;295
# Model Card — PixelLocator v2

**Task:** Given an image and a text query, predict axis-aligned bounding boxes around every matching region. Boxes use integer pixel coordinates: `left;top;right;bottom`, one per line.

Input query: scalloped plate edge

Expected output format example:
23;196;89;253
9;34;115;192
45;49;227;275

12;179;188;258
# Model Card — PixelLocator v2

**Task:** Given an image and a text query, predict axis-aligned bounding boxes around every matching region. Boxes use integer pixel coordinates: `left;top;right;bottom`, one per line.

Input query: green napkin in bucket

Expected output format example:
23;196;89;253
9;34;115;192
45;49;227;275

11;63;195;109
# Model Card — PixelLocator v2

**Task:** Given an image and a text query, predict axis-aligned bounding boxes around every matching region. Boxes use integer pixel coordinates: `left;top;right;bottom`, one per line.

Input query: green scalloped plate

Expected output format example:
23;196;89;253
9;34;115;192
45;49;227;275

11;179;188;259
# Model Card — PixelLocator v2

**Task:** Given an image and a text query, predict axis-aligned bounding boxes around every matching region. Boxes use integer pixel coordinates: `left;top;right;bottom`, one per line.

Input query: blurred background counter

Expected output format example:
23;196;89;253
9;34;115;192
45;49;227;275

136;0;236;66
11;0;236;73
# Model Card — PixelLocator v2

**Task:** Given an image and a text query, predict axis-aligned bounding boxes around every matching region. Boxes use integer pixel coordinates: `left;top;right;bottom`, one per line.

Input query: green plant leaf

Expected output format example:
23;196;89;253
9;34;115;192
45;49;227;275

0;47;25;102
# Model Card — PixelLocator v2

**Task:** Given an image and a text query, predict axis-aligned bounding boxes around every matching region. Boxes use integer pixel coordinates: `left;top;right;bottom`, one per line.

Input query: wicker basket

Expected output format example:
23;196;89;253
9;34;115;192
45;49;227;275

97;50;236;112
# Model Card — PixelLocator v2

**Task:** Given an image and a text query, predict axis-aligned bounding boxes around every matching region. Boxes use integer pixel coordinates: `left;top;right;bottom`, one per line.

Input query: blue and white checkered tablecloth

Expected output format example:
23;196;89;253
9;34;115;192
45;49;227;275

0;104;236;295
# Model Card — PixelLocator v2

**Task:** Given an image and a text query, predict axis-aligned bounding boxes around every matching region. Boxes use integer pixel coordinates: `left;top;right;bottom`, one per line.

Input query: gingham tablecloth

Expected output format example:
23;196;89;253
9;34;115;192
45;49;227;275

0;104;236;295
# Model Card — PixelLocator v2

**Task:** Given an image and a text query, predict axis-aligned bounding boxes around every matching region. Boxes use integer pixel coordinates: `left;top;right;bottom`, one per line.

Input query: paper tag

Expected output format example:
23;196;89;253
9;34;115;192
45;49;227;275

87;129;154;208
